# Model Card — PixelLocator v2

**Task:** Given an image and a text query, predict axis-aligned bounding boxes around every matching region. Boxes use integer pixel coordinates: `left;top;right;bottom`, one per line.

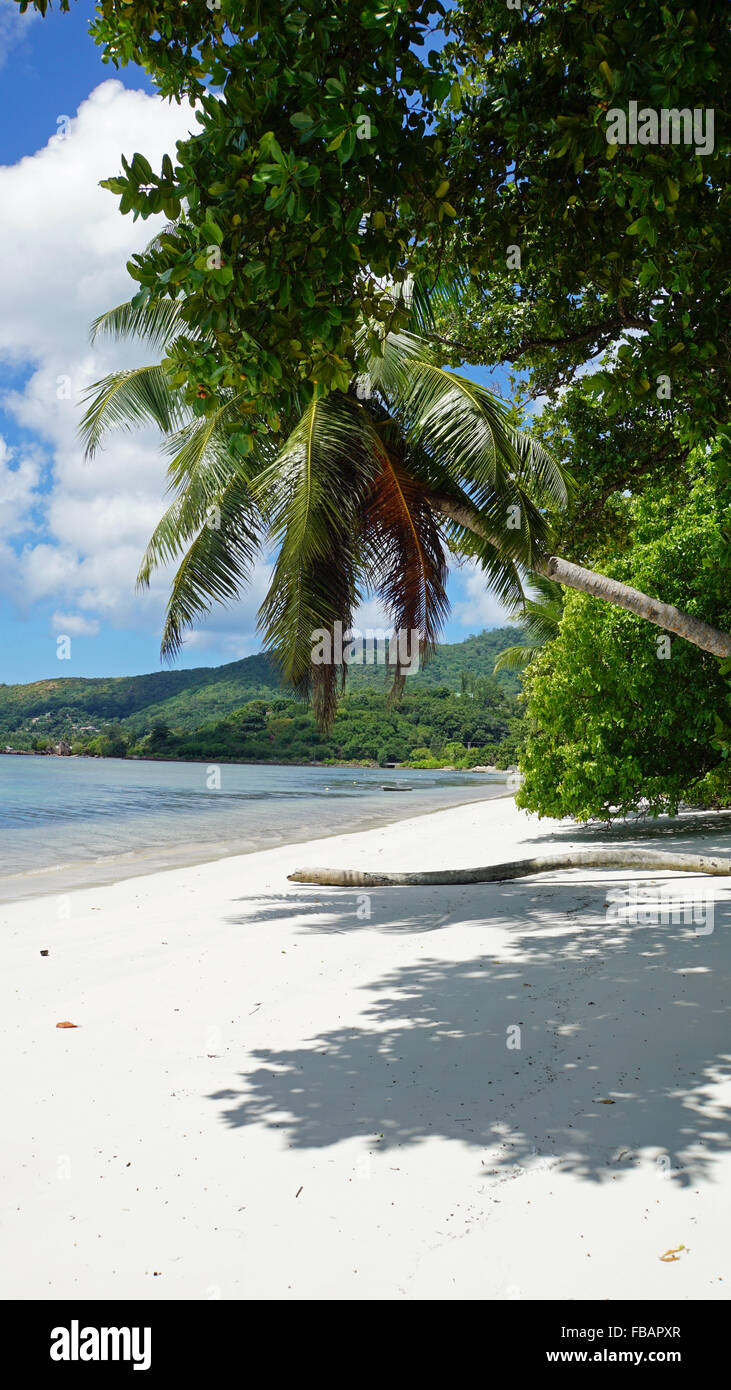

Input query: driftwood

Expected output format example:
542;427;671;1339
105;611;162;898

288;849;731;888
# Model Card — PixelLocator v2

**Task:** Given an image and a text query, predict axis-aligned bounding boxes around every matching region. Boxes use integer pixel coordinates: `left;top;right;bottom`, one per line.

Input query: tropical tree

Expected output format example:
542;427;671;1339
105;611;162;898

516;467;731;820
81;283;570;724
81;282;731;735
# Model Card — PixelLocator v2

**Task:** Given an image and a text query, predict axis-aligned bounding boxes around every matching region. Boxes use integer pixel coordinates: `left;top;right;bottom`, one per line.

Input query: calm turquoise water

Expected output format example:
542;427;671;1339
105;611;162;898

0;755;507;900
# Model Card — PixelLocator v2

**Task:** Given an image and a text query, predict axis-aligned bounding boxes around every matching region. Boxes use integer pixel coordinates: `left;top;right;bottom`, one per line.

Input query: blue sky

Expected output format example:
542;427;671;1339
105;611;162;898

0;1;511;684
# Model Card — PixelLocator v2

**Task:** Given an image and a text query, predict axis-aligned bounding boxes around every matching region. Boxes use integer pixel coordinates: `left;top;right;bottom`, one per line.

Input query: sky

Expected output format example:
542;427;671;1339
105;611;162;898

0;0;511;684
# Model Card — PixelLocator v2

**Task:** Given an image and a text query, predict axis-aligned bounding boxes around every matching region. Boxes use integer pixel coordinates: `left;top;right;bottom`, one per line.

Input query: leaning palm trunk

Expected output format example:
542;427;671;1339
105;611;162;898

428;493;731;660
288;848;731;887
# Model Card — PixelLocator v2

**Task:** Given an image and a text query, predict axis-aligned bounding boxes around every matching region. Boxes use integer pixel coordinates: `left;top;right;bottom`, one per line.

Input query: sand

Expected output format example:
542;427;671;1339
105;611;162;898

1;796;729;1300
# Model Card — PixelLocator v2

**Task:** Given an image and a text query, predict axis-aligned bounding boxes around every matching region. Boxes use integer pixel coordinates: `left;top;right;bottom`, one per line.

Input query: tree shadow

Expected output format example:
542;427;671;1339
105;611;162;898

212;876;731;1184
522;808;731;855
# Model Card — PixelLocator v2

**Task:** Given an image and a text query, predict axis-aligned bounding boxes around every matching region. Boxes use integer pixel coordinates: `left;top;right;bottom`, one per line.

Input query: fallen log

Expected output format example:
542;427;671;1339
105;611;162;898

288;849;731;888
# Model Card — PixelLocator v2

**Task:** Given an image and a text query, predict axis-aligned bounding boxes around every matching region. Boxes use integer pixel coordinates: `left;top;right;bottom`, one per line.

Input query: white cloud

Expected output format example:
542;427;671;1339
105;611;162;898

0;80;269;656
0;0;37;70
0;434;43;533
51;611;100;638
0;81;190;365
351;596;394;633
451;560;514;631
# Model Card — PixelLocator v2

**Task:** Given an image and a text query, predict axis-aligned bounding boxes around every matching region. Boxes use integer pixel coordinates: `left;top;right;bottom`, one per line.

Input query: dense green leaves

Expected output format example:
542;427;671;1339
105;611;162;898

77;1;454;428
18;1;729;446
442;0;729;444
517;467;731;820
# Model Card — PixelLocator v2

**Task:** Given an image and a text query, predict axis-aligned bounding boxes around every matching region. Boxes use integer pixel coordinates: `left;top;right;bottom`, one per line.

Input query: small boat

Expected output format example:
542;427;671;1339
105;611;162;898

381;784;413;791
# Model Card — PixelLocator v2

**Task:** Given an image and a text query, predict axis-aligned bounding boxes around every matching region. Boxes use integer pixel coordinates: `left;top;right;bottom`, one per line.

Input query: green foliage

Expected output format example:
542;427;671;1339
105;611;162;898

445;0;729;444
7;672;522;769
517;469;731;821
16;1;71;12
122;681;520;768
86;1;455;415
18;1;729;444
30;736;53;752
527;386;689;560
492;574;564;672
16;0;731;818
0;653;283;743
683;764;731;811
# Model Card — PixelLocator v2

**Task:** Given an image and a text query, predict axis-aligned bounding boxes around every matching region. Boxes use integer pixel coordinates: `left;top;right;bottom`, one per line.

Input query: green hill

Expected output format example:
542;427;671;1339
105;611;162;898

0;628;523;748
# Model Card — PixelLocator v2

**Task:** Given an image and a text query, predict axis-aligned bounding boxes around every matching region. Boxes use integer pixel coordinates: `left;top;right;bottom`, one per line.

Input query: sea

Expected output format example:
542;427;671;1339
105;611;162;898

0;754;508;901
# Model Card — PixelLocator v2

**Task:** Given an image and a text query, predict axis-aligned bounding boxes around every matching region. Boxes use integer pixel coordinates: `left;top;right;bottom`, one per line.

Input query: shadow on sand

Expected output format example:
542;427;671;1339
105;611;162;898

211;870;730;1186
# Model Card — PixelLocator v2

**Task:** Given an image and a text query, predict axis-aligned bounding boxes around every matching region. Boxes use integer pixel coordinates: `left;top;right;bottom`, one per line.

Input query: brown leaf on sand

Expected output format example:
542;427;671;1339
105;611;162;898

659;1245;686;1262
56;1021;79;1029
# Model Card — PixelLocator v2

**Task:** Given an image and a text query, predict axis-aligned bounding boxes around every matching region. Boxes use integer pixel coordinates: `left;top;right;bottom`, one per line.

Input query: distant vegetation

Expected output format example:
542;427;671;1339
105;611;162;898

1;629;524;768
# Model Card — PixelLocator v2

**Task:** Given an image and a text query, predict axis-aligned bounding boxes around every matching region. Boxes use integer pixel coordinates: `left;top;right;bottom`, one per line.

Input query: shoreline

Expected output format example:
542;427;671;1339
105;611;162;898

1;747;509;773
0;782;513;906
2;795;729;1300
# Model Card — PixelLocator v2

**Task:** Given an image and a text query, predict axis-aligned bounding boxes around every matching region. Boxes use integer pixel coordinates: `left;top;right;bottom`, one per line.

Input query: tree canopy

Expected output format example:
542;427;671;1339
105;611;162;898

443;0;729;444
17;0;728;449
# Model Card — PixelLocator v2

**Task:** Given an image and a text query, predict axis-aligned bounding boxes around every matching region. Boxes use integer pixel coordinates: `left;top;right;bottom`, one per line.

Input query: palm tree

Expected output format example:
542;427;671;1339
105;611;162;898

492;574;564;673
80;288;731;727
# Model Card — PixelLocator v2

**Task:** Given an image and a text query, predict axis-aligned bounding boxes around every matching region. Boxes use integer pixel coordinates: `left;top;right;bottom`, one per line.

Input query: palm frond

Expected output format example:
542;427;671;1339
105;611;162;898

79;365;188;458
83;269;574;731
139;407;277;590
399;359;523;496
509;429;572;511
408;266;468;333
137;490;210;590
380;428;529;607
492;644;536;673
144;220;182;256
161;393;253;492
492;573;565;672
255;391;380;722
361;430;450;698
363;334;568;567
89;297;185;352
356;327;432;400
157;469;262;660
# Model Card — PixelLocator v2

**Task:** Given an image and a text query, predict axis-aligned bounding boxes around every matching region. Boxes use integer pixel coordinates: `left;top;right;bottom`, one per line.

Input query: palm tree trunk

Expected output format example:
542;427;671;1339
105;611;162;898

427;493;731;659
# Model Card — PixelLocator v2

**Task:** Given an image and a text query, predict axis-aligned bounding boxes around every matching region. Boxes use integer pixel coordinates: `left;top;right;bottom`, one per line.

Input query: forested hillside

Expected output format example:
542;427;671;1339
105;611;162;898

120;684;523;769
0;628;522;751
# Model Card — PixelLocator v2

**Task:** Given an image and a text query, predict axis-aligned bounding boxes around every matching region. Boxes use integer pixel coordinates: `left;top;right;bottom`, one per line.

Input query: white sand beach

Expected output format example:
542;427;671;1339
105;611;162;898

1;795;729;1301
